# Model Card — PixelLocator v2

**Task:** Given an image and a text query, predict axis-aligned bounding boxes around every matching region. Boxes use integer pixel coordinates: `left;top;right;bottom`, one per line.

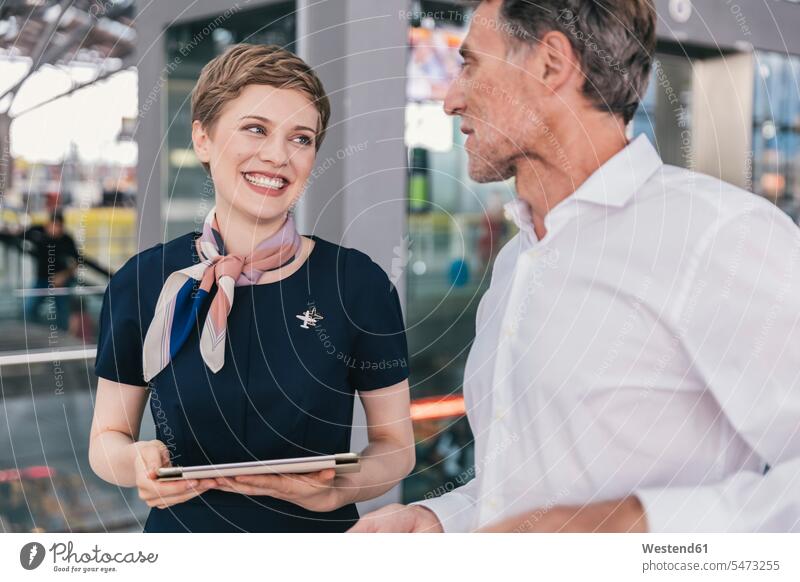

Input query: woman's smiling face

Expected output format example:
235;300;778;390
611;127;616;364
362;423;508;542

192;83;319;223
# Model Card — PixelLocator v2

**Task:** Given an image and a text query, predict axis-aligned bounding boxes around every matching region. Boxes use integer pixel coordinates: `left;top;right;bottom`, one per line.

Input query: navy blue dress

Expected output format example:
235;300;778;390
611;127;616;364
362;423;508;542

94;233;409;532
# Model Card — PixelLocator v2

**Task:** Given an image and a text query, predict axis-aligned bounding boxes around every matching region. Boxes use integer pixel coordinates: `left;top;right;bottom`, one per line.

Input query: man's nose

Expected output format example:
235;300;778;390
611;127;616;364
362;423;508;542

443;76;466;116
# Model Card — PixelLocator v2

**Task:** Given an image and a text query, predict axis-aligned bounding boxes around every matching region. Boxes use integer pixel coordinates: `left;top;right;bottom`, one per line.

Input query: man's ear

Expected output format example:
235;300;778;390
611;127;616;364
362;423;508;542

535;30;581;95
191;120;211;165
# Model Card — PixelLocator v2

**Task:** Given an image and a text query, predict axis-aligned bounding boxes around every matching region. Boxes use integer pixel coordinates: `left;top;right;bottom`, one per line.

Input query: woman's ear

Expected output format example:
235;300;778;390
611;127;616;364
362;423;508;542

191;120;211;165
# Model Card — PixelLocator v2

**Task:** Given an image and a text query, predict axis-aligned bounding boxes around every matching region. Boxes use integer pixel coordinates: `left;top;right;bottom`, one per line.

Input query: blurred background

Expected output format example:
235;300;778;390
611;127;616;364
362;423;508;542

1;0;799;532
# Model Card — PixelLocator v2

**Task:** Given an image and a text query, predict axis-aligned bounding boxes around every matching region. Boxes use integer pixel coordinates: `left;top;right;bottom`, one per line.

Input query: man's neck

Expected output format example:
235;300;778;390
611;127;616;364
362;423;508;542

515;116;628;240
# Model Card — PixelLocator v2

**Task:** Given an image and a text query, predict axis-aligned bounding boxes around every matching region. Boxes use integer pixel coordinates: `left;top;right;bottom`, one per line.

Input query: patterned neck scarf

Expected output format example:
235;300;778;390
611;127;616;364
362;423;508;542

142;207;302;382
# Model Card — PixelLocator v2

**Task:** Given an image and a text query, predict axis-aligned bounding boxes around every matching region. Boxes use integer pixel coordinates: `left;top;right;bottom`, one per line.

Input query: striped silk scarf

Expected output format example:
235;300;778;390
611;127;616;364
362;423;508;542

142;208;302;382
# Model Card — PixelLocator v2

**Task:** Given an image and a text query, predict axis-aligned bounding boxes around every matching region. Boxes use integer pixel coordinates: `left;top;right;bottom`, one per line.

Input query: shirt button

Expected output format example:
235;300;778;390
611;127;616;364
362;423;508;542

489;498;499;508
494;409;504;420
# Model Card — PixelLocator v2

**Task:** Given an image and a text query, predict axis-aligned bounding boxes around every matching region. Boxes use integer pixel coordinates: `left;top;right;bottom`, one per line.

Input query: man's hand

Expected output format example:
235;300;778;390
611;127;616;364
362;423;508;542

348;503;444;533
478;496;648;533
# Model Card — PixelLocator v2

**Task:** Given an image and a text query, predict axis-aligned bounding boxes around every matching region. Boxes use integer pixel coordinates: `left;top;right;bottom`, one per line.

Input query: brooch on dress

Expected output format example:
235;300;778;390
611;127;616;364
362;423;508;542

296;306;324;329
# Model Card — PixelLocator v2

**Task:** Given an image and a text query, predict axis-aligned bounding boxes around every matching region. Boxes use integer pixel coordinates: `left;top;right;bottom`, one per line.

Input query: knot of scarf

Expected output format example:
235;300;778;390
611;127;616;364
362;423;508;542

141;208;302;382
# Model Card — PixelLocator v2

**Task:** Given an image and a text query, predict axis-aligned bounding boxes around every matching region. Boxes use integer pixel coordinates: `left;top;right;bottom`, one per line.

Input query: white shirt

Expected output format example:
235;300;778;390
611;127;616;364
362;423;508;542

413;134;800;532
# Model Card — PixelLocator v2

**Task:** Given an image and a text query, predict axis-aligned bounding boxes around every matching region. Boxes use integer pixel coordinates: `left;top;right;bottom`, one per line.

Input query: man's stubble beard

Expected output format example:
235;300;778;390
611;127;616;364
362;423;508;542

466;116;544;183
468;146;541;184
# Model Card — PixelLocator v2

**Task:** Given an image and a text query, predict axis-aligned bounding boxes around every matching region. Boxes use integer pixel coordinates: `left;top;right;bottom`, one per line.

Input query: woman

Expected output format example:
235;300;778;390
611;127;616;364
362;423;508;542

88;44;414;532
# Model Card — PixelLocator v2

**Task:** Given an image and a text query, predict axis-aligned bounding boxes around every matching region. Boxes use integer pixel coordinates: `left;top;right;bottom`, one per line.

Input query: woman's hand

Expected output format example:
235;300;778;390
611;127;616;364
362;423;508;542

133;440;217;509
214;469;341;512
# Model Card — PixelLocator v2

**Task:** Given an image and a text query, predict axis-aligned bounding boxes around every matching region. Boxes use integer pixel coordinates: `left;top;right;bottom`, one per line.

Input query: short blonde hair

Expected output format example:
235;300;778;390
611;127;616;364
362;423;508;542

191;43;331;174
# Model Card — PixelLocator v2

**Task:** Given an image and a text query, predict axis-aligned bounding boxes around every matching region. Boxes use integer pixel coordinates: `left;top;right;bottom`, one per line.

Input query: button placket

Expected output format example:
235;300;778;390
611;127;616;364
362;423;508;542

500;252;536;338
477;249;536;526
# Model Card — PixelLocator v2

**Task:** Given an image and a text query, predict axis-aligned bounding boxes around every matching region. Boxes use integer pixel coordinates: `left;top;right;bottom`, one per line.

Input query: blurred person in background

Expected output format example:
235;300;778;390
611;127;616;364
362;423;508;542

21;210;79;331
352;0;800;533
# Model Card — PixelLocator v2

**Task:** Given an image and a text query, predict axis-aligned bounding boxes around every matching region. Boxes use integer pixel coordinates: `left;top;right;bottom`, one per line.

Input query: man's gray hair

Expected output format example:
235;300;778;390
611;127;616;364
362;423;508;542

492;0;656;124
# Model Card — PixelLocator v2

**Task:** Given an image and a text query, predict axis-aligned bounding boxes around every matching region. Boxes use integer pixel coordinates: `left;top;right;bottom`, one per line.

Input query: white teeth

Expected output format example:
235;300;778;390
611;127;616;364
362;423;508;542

243;173;286;189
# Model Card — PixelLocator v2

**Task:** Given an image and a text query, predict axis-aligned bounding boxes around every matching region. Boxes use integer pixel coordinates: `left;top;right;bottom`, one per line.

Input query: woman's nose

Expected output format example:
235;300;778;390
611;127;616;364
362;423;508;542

257;136;290;167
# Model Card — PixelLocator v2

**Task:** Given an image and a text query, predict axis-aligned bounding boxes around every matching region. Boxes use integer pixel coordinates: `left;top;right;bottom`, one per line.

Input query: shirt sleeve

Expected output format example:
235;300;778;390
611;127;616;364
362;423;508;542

94;262;149;387
410;476;480;532
635;202;800;532
344;249;410;391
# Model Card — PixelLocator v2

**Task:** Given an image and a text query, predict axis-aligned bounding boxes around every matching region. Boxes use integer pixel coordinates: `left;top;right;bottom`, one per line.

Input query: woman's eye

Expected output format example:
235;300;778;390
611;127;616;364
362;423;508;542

245;125;266;135
293;135;313;146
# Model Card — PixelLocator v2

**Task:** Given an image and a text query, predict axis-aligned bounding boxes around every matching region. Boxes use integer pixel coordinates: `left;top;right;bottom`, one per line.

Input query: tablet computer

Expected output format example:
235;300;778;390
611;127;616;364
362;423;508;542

155;452;360;481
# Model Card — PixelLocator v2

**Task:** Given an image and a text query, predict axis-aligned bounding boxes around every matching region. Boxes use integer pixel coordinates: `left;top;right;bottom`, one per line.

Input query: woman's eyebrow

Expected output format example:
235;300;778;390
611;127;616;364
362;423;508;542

239;115;315;133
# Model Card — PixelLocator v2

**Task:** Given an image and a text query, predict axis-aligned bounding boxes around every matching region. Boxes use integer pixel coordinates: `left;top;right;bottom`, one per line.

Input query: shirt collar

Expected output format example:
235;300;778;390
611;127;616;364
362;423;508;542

503;197;537;241
572;133;663;208
503;134;663;236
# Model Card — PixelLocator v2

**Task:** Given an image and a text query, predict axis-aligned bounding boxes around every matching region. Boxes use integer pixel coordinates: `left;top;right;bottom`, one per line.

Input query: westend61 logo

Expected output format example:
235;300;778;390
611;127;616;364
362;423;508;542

19;541;158;574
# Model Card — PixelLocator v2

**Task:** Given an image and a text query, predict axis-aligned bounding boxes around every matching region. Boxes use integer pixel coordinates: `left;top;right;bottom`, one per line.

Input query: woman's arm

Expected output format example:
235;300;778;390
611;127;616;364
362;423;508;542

215;379;415;511
334;379;415;505
89;377;216;508
88;377;151;487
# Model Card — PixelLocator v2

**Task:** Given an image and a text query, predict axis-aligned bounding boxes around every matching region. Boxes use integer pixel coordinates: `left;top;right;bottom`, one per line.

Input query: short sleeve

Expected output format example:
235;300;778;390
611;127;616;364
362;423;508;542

94;262;148;387
344;250;409;391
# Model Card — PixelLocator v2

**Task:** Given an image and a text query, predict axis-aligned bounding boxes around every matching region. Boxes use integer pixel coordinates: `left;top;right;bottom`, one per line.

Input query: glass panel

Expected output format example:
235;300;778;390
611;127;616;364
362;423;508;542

0;1;138;530
0;137;135;350
0;207;131;352
631;54;693;169
0;1;297;534
402;3;518;502
753;51;800;220
0;359;155;532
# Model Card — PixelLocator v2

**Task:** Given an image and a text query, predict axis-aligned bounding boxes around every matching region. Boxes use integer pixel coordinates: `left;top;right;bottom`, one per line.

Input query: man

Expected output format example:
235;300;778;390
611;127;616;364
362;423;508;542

23;211;79;330
350;0;800;533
